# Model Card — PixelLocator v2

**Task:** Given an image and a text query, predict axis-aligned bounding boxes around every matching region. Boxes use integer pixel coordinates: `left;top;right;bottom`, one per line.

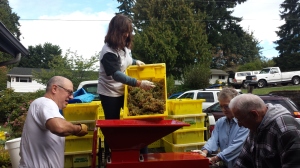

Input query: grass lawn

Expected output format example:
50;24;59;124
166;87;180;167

241;84;300;95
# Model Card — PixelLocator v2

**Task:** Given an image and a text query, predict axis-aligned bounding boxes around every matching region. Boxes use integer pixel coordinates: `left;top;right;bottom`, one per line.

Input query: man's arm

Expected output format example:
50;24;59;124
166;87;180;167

45;118;87;137
217;127;249;162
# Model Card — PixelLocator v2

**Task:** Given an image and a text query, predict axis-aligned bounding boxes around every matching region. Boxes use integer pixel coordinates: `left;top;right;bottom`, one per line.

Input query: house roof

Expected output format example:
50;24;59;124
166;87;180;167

0;22;29;57
210;69;228;75
7;67;48;76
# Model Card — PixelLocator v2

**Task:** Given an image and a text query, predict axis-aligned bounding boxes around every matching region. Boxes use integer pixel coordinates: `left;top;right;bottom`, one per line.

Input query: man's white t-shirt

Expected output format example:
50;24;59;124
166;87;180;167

19;97;65;168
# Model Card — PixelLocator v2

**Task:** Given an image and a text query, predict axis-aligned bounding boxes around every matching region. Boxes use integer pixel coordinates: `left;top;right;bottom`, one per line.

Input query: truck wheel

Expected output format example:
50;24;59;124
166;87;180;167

292;76;300;85
242;81;248;88
257;80;266;88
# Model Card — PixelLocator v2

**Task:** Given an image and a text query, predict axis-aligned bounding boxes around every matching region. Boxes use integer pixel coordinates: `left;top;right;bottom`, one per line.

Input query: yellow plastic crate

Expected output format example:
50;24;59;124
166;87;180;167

63;102;101;121
64;152;97;168
123;63;168;119
164;127;207;144
167;114;206;130
148;139;163;148
168;99;205;115
163;138;206;152
65;135;95;153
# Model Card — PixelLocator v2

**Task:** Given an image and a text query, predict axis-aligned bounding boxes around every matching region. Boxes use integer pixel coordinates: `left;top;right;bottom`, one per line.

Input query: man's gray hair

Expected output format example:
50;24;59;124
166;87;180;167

229;94;265;115
46;76;65;92
218;87;239;101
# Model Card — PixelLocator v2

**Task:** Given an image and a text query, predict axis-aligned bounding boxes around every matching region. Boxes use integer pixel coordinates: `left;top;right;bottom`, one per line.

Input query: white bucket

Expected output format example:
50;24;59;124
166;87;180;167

5;137;21;168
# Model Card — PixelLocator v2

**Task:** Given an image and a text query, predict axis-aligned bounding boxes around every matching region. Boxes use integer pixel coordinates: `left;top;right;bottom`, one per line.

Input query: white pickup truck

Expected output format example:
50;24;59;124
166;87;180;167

245;67;300;88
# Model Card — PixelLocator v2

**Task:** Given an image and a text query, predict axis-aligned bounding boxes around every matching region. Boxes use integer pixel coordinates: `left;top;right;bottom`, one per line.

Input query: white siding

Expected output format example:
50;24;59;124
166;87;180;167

7;80;46;92
210;74;228;84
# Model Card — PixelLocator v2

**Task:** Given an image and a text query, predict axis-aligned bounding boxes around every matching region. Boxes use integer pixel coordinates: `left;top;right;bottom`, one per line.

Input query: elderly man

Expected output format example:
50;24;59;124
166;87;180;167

19;76;88;168
199;88;249;168
229;94;300;168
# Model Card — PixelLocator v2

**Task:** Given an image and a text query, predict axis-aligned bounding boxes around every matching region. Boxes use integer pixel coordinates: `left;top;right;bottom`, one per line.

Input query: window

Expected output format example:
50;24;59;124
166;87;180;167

16;77;32;83
197;92;214;102
219;76;225;79
178;93;194;99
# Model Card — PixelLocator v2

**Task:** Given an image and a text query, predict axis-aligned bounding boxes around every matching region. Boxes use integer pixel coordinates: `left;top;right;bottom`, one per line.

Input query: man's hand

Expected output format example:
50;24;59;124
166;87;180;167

191;150;207;157
74;123;88;137
136;60;145;66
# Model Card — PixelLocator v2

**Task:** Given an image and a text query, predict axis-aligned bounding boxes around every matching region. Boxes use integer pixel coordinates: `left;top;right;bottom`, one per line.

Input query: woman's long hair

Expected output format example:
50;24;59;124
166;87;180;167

104;14;133;50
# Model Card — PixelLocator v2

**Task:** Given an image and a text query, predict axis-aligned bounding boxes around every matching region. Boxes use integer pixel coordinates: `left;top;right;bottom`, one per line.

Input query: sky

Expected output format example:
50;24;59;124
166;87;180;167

8;0;284;60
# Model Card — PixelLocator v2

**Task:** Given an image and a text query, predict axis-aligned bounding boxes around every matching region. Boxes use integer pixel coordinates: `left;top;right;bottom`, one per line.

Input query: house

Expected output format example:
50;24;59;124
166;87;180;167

209;69;228;84
175;69;229;85
7;67;46;92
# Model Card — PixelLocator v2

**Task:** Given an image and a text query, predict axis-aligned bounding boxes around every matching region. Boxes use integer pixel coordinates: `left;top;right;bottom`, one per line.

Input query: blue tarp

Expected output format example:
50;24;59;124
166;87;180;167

68;88;95;104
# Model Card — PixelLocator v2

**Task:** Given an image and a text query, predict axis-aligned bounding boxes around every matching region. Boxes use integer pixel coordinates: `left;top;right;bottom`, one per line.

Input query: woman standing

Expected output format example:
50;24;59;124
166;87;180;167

97;14;154;162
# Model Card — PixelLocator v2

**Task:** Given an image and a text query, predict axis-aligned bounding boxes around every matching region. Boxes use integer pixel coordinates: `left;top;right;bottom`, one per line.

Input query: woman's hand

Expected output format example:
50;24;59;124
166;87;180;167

136;60;145;66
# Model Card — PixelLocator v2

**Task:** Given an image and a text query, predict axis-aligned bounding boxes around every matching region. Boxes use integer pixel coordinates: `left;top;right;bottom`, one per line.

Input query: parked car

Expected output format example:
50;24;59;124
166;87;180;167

77;80;100;100
176;88;242;110
168;92;183;99
228;70;260;89
204;94;300;121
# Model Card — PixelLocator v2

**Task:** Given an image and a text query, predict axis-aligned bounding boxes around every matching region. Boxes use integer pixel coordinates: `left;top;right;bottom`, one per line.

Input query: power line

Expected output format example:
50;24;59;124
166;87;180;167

18;18;300;21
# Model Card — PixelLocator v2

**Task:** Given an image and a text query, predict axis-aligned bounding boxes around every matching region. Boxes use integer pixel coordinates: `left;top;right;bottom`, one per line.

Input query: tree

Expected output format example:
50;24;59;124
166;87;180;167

116;0;135;19
33;50;99;90
17;43;62;69
182;63;211;90
0;66;8;90
0;0;22;65
193;0;261;69
0;0;21;40
274;0;300;71
132;0;211;79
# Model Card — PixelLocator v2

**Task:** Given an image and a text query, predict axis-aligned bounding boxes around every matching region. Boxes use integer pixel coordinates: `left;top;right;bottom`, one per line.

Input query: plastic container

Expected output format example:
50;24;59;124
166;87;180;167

5;137;21;168
162;138;206;152
164;127;207;144
167;113;206;129
123;63;168;119
168;99;205;115
63;101;101;121
148;139;163;148
65;151;97;168
65;135;95;153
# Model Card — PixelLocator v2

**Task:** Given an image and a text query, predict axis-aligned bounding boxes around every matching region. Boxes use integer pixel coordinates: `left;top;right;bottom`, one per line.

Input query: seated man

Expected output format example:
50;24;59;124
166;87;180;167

199;88;249;168
230;94;300;168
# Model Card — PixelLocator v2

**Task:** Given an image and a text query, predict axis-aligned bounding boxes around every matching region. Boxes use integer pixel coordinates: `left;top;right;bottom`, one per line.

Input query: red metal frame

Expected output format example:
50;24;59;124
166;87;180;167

91;119;209;168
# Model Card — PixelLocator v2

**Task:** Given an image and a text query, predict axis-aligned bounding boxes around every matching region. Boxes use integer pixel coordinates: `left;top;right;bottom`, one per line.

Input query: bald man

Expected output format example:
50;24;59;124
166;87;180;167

19;76;88;168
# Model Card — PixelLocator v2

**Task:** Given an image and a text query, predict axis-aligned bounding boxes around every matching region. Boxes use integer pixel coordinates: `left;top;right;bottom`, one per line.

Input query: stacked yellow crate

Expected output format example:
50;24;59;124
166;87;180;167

163;99;207;152
63;101;103;168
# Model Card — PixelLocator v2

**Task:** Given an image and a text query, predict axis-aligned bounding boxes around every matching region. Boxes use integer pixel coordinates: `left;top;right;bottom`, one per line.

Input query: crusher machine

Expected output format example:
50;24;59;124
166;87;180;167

91;119;209;168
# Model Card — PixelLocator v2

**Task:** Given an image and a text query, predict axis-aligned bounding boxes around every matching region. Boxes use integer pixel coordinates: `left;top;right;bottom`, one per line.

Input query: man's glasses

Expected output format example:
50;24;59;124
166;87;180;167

220;105;229;110
57;85;73;96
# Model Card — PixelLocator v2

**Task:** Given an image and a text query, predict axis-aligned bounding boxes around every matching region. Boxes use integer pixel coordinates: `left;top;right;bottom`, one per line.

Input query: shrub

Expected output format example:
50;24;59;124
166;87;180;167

0;89;45;139
182;63;211;90
0;141;11;168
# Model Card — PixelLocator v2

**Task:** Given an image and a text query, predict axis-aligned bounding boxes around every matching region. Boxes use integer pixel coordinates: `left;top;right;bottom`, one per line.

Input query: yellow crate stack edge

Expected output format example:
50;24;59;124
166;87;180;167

164;99;207;152
63;101;104;167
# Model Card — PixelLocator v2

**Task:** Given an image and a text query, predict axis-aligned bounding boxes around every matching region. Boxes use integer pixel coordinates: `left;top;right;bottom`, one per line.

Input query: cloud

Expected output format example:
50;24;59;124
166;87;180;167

233;0;284;43
19;11;115;59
